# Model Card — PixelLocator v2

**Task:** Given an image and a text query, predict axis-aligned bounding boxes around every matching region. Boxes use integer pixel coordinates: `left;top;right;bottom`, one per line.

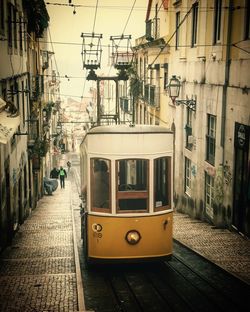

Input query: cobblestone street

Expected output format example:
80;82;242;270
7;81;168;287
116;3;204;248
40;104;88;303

173;212;250;285
0;182;80;312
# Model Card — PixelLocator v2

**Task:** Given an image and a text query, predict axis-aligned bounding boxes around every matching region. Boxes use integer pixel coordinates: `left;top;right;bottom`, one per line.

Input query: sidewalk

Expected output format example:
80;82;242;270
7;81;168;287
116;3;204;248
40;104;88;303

0;181;84;312
173;211;250;285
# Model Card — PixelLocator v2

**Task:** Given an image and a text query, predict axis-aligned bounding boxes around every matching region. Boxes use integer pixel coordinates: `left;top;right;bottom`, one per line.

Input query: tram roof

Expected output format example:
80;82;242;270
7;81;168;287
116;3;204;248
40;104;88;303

86;124;172;135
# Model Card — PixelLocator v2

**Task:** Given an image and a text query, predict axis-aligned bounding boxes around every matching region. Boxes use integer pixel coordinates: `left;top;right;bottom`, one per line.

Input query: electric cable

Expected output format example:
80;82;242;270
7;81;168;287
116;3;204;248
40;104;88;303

13;37;245;50
46;2;245;12
92;0;99;34
48;27;60;81
108;0;137;76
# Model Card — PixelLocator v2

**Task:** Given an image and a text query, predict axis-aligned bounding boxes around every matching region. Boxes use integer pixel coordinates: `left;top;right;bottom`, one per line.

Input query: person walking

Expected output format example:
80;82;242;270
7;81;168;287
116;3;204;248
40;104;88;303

59;166;67;188
50;167;59;179
67;161;71;173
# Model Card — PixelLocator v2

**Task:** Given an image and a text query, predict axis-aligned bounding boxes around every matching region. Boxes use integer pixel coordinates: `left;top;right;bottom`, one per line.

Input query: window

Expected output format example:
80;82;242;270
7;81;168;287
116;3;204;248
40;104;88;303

213;0;222;44
185;108;193;150
163;63;168;90
191;2;198;47
139;57;143;79
0;0;4;34
144;56;147;84
146;19;153;41
21;81;25;126
90;158;111;212
149;85;155;105
205;172;215;220
117;159;148;212
144;84;149;102
13;6;17;49
7;3;13;48
15;80;20;111
19;14;23;52
185;158;191;195
176;11;180;49
245;0;250;40
206;114;216;165
154;157;171;211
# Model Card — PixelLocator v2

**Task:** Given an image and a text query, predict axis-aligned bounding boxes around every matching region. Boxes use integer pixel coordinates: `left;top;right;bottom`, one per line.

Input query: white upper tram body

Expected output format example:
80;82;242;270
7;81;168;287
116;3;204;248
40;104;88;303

80;124;174;217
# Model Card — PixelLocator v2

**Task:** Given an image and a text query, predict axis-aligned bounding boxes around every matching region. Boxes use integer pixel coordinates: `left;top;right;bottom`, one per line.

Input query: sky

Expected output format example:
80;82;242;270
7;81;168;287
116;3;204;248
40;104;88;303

46;0;148;104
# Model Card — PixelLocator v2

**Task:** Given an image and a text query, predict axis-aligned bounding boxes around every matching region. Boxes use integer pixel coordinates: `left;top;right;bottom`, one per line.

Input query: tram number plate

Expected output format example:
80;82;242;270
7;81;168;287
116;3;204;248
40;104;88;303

93;232;102;238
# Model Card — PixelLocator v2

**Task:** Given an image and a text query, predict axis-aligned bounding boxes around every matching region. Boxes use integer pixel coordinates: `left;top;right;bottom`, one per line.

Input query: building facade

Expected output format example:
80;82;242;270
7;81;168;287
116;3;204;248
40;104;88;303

0;0;61;251
133;0;250;236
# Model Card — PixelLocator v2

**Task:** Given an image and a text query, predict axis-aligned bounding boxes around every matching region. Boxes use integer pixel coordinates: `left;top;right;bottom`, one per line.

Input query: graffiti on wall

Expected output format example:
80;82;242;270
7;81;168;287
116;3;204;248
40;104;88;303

214;166;224;205
223;164;232;185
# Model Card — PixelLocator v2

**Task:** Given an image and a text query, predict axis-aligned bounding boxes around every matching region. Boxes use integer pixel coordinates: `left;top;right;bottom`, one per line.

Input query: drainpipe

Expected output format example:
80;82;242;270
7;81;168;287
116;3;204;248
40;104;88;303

221;0;233;163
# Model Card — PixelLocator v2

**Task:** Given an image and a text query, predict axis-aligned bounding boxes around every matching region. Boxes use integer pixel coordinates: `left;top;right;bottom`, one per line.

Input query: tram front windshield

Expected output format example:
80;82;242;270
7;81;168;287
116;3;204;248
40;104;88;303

117;159;148;211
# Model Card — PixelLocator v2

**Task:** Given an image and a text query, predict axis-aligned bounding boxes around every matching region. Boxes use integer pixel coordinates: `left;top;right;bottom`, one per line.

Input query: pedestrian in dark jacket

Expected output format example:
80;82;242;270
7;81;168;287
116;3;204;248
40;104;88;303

67;161;71;173
59;166;67;188
50;167;59;179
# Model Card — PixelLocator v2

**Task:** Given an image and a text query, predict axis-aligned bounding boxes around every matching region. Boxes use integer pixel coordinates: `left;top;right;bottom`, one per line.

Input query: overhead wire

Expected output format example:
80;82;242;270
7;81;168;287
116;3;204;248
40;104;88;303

35;39;244;50
108;0;137;76
92;0;99;34
48;27;60;80
81;0;99;103
45;2;245;12
47;27;62;103
104;0;138;121
121;0;137;36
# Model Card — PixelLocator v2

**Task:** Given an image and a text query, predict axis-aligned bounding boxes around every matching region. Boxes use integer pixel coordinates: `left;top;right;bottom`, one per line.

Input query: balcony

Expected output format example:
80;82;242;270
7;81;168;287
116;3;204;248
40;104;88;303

145;18;160;42
31;74;44;101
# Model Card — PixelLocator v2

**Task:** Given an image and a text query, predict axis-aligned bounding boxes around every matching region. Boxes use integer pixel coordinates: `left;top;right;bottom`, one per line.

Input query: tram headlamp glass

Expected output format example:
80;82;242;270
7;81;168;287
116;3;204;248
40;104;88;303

125;230;141;245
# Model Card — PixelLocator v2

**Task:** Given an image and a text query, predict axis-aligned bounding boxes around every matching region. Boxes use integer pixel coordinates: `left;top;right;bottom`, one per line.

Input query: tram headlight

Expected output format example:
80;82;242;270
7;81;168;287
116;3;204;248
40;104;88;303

125;230;141;245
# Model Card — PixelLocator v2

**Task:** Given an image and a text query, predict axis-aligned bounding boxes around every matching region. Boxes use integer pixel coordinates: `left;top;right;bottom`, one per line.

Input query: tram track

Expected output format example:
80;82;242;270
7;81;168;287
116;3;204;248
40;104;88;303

80;255;248;312
70;157;249;312
170;242;248;311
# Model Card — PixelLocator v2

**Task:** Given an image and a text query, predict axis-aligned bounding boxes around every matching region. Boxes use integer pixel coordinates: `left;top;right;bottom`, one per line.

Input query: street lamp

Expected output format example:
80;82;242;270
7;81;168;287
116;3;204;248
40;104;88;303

168;75;196;111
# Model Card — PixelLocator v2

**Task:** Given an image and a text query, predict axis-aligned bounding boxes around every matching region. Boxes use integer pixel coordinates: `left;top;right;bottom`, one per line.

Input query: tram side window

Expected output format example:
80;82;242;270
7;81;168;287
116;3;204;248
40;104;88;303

81;153;87;200
154;157;171;211
91;158;111;211
117;159;148;212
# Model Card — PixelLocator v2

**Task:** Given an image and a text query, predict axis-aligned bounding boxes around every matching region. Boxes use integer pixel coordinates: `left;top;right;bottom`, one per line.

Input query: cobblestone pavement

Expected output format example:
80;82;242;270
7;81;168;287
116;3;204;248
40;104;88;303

0;181;80;312
173;212;250;285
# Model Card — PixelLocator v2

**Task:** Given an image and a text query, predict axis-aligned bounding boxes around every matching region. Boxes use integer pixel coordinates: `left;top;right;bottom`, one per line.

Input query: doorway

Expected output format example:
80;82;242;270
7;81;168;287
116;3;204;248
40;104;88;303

233;123;250;237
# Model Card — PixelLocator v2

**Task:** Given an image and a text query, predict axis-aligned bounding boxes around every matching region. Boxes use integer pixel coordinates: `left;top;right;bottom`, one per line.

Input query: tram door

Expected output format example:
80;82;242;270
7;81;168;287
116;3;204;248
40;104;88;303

233;123;250;237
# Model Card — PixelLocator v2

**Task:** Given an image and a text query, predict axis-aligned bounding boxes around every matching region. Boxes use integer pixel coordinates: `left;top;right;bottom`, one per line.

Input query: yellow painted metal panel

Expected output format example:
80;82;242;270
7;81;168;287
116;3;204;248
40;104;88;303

87;212;173;260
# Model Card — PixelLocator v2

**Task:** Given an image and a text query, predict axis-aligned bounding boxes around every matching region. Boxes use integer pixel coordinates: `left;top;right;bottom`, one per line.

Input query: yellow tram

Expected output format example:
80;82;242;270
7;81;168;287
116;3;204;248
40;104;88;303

80;124;173;263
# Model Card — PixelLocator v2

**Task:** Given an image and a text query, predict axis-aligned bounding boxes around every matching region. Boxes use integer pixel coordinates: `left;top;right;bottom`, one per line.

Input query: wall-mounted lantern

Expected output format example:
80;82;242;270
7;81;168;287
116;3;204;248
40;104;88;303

168;75;196;111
